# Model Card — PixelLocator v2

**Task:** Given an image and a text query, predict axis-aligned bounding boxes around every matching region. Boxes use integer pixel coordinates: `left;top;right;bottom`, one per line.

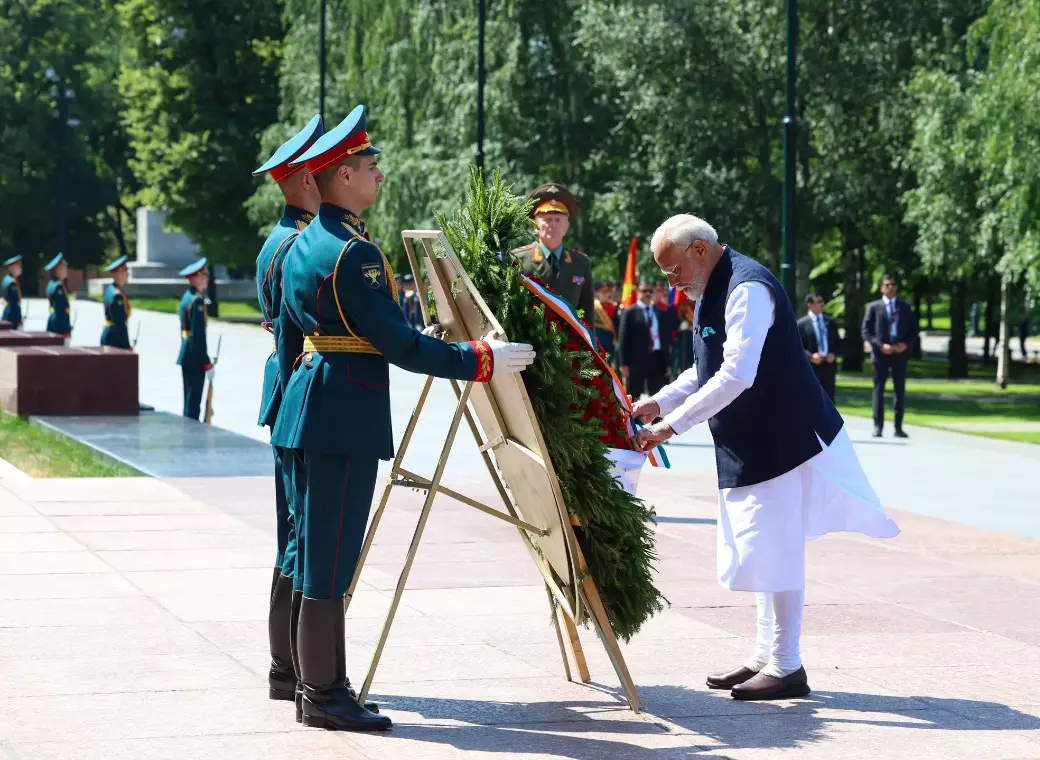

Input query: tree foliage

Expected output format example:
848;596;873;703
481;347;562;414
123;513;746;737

118;0;285;268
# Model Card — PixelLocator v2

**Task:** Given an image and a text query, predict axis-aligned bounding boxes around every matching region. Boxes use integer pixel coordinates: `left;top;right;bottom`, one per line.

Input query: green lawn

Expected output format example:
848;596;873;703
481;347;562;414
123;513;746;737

132;298;262;319
836;359;1040;444
0;413;137;478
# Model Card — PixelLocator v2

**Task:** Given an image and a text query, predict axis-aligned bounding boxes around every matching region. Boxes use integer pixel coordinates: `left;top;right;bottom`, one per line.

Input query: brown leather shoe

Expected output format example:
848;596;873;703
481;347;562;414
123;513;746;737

706;665;760;690
731;667;811;700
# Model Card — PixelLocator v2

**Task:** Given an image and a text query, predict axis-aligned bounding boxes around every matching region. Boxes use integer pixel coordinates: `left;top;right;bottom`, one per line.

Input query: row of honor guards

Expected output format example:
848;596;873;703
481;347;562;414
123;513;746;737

251;106;536;733
0;252;137;351
1;246;218;420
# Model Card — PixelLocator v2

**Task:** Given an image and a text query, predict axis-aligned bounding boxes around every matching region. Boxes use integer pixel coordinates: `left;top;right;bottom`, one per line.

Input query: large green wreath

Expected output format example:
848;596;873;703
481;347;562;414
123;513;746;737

437;169;664;641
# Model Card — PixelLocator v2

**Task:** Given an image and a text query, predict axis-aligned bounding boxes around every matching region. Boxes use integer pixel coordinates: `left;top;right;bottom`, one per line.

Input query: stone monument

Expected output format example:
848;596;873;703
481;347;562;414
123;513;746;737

89;208;254;300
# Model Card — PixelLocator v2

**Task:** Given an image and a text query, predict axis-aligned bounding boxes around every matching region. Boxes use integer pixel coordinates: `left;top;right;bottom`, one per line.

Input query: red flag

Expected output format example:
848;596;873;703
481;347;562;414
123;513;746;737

621;237;638;308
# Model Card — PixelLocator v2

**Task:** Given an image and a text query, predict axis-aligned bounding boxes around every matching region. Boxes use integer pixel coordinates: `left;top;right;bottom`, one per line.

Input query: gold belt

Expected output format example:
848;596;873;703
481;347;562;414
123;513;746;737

303;335;380;355
182;330;191;338
104;320;112;326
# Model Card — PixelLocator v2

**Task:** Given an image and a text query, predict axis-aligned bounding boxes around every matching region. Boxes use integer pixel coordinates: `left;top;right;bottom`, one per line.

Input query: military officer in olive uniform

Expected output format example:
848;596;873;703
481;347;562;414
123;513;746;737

513;183;595;322
252;113;323;708
2;255;24;328
100;256;132;350
176;258;214;420
271;105;535;733
44;253;71;339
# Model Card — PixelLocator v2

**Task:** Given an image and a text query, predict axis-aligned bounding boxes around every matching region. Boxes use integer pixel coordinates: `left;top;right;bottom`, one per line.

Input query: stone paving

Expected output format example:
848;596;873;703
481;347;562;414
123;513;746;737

2;457;1040;759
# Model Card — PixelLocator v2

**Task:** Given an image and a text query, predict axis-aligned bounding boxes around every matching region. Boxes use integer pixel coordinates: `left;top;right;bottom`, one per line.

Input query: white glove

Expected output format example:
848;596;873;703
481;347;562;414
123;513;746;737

486;337;536;375
206;367;216;383
421;324;444;339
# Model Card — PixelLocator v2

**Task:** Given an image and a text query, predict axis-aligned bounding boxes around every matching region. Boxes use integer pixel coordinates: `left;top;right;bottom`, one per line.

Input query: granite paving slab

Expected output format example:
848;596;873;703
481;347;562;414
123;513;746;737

30;411;273;477
2;465;1040;758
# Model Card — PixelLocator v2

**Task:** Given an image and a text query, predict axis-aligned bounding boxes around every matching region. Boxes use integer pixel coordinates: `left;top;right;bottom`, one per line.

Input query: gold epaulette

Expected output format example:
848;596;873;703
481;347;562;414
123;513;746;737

303;335;381;356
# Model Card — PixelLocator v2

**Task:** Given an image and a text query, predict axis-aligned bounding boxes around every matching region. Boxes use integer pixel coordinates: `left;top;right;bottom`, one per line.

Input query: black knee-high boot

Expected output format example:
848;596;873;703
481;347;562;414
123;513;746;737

268;570;296;700
298;597;391;731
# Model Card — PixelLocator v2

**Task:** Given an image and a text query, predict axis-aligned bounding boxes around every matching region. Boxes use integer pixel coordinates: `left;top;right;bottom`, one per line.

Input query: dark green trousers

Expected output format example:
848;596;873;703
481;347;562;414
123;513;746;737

182;366;205;420
273;445;297;577
296;452;378;600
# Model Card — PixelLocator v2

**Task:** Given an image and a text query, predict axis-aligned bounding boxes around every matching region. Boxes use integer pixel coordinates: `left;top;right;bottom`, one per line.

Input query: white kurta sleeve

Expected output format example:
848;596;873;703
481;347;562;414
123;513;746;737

661;282;776;435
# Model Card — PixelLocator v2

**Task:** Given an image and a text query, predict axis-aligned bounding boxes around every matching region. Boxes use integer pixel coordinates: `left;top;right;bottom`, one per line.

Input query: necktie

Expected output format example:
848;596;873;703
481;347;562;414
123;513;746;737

818;315;828;355
888;301;897;340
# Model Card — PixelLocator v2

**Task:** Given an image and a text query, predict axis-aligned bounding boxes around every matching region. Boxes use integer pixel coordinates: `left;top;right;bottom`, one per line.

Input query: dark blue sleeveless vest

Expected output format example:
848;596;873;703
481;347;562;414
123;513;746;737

693;247;843;488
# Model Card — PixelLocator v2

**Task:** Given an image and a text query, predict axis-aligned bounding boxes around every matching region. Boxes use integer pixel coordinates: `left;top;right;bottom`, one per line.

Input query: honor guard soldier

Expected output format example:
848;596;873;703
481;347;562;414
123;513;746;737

270;105;535;733
44;253;71;340
252;113;323;709
513;183;595;322
176;258;213;420
2;256;23;328
100;257;132;350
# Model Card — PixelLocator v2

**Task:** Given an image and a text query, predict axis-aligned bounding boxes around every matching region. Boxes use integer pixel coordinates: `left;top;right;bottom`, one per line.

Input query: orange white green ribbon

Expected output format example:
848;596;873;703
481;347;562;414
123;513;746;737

521;275;669;468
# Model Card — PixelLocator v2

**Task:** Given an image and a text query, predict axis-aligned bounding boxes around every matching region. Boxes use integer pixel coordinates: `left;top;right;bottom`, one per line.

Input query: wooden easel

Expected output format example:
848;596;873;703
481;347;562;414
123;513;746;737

342;231;641;712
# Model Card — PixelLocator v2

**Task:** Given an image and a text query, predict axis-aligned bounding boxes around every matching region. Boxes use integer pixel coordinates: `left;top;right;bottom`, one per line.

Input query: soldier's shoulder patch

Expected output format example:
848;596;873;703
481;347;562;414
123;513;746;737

568;248;589;262
361;262;384;290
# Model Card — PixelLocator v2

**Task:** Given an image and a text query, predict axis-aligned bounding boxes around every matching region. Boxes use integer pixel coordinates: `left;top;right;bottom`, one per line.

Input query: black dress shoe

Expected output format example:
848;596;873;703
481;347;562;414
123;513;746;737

706;665;760;690
894;429;909;439
731;666;811;701
268;570;297;701
298;597;391;732
872;429;883;438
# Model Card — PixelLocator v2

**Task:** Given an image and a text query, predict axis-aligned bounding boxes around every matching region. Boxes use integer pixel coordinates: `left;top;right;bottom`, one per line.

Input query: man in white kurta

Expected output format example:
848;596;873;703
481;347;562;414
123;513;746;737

635;214;899;701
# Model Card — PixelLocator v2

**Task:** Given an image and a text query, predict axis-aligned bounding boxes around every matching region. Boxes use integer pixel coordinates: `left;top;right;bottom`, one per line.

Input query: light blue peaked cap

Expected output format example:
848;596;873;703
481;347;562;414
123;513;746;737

253;114;324;179
288;105;380;174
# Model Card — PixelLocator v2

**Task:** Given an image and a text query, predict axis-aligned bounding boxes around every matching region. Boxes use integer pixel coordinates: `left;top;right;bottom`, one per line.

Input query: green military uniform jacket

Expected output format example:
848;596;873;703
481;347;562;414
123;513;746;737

101;283;131;349
271;204;492;460
514;242;594;323
176;287;212;371
45;277;71;335
1;274;22;327
256;205;312;428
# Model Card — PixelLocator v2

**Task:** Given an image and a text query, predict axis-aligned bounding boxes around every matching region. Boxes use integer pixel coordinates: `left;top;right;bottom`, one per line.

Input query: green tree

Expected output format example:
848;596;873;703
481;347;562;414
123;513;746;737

118;0;285;270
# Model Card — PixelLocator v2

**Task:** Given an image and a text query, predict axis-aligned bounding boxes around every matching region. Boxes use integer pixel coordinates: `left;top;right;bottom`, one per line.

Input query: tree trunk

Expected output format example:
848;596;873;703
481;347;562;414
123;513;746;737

912;282;924;359
207;274;219;318
948;279;968;378
995;276;1012;388
982;279;996;364
840;226;863;372
926;293;933;329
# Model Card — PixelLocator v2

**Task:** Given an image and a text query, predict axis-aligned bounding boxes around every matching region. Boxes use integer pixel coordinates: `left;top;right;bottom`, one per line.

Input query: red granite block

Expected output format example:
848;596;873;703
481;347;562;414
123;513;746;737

0;331;66;347
0;321;13;331
0;346;138;415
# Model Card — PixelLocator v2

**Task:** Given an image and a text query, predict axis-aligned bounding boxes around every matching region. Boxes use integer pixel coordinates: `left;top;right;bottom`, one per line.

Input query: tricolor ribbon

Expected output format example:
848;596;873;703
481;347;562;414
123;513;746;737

520;275;670;469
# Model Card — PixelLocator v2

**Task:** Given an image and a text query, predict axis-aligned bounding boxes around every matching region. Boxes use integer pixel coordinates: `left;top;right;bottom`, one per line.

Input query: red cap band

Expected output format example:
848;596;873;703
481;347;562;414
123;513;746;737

269;162;305;184
304;131;372;176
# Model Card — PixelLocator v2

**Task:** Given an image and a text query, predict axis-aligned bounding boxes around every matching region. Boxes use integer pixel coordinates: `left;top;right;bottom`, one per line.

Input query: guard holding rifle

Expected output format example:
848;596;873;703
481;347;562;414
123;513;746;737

100;256;132;350
176;257;213;420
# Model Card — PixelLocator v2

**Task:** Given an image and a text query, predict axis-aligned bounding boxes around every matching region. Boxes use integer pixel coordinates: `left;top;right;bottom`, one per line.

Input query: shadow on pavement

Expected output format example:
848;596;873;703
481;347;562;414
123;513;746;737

367;684;1040;758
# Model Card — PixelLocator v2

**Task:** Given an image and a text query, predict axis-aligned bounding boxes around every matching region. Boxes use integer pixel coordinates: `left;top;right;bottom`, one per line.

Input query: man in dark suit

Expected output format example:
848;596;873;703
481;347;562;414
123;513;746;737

861;275;918;438
618;282;669;398
797;294;841;401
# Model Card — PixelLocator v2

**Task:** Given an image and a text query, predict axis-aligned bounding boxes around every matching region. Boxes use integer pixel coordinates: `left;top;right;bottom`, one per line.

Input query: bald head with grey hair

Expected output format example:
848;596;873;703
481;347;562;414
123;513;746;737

651;213;725;300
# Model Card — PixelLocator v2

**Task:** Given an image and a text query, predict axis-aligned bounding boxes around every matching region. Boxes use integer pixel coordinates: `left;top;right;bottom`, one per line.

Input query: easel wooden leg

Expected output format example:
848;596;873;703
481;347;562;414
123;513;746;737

556;603;591;683
581;576;642;713
358;381;475;705
548;588;573;682
344;375;435;610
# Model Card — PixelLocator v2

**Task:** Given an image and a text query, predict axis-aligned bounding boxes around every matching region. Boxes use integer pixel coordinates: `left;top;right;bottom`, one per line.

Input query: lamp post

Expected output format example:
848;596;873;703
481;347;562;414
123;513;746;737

319;0;327;123
476;0;486;171
780;0;798;299
47;69;76;260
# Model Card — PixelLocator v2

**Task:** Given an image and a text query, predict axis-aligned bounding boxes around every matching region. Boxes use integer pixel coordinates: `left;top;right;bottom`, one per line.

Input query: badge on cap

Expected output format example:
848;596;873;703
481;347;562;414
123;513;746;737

362;263;384;290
